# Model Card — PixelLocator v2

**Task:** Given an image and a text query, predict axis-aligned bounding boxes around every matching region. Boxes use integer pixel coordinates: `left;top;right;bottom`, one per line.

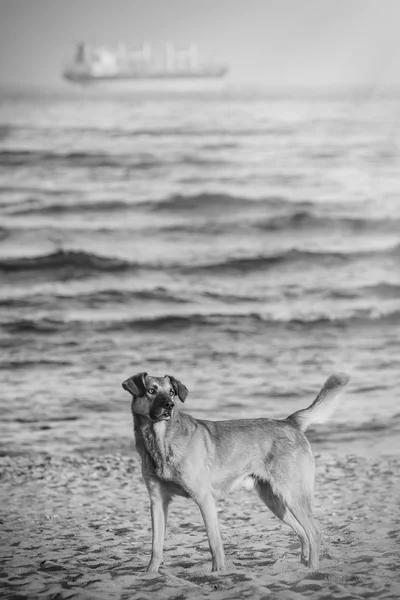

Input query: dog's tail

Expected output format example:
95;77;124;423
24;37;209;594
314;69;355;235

287;373;350;432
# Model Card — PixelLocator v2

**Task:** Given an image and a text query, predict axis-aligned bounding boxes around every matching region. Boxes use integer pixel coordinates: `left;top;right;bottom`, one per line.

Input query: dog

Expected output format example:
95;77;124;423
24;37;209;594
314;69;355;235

122;371;349;572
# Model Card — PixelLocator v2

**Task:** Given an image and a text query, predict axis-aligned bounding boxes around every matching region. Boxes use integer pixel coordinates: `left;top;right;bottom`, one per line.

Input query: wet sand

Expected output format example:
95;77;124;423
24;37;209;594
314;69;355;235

1;451;400;599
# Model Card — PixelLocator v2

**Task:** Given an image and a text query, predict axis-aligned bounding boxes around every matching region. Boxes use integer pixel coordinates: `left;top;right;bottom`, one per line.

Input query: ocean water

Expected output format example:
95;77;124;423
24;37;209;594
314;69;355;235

1;88;399;457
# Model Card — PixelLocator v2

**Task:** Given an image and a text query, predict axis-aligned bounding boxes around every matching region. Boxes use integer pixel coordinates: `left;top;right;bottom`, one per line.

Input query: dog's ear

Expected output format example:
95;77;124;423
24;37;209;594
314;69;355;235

122;372;148;397
166;375;188;403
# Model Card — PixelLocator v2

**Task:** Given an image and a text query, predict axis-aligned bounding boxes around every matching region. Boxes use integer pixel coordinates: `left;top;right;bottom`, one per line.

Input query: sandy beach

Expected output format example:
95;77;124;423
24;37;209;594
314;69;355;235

1;449;399;599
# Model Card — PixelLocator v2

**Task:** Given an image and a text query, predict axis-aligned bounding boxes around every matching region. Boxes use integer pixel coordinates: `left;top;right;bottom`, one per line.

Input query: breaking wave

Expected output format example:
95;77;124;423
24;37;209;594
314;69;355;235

3;308;400;335
0;149;160;169
0;250;133;273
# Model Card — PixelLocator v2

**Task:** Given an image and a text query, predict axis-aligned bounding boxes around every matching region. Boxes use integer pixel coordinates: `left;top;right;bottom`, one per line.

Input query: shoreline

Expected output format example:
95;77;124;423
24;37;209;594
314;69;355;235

2;420;399;461
1;451;400;599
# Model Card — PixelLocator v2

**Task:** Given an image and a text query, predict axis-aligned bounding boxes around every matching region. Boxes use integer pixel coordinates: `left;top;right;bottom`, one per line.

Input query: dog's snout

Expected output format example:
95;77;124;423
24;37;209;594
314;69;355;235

164;399;174;410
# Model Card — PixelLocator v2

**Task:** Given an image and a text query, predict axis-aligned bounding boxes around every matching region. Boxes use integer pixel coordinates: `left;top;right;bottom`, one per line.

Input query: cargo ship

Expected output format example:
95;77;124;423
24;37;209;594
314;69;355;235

63;43;229;92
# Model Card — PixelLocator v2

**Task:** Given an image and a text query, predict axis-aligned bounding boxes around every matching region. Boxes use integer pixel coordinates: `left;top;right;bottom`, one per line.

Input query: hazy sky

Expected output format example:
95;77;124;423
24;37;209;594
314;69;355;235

1;0;400;88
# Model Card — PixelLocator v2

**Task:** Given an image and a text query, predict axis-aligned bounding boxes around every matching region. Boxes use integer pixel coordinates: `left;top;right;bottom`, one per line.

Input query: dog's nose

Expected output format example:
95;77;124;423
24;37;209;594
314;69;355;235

165;400;174;410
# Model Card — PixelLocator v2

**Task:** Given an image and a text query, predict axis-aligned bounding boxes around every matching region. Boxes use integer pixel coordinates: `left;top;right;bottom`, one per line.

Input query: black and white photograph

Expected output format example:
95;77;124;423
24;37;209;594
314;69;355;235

1;1;399;598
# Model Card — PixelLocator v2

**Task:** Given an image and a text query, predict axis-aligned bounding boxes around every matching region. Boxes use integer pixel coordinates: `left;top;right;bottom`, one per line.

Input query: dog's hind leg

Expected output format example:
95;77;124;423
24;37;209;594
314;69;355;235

255;480;314;566
288;501;320;569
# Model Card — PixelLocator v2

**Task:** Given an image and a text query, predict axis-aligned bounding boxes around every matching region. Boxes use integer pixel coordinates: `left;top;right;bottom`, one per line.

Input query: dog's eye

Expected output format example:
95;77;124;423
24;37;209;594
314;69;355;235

148;388;155;395
169;390;175;397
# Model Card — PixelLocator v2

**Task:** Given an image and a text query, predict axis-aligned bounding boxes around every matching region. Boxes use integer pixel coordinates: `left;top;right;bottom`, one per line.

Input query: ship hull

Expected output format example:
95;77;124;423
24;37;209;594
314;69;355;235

64;76;228;94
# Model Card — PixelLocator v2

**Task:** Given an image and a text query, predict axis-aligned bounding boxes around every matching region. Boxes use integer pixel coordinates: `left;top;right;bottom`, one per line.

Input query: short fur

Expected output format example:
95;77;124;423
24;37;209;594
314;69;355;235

122;371;350;572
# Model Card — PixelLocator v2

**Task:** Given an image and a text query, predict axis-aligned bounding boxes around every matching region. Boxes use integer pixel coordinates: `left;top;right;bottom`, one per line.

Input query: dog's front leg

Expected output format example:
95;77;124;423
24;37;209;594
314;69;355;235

146;482;170;572
197;493;225;572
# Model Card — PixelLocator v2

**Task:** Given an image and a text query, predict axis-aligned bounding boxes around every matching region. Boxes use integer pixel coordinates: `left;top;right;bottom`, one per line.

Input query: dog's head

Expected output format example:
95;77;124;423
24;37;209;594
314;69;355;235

122;372;188;421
